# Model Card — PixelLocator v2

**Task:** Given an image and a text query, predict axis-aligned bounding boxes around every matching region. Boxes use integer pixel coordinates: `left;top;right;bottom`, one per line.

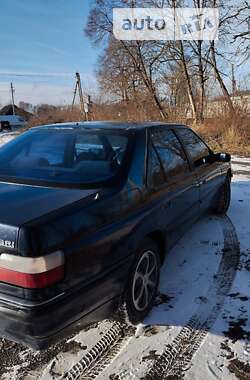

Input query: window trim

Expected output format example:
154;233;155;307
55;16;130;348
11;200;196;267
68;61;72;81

172;129;193;171
146;130;166;190
144;128;150;187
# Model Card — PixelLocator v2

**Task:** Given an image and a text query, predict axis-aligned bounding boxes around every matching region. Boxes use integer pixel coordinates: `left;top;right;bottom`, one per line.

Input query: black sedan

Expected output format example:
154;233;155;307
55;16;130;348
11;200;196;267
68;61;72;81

0;122;231;349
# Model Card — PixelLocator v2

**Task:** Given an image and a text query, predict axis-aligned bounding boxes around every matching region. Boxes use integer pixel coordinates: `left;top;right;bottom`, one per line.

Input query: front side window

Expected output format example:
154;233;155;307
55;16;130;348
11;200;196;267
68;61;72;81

176;128;210;163
0;128;129;187
151;128;189;179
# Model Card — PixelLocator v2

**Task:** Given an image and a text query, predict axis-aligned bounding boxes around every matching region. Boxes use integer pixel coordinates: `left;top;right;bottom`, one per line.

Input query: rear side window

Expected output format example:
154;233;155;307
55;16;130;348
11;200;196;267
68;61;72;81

150;128;189;179
177;128;210;163
147;142;165;189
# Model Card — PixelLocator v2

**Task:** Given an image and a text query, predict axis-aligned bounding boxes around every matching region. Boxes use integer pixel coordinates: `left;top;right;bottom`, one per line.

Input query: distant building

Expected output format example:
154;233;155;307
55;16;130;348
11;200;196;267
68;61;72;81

0;104;33;121
206;90;250;117
0;104;33;130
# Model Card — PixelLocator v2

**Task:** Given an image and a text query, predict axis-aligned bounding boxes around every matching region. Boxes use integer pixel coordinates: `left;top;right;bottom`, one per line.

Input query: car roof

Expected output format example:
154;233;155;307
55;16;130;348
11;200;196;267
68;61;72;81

32;121;187;132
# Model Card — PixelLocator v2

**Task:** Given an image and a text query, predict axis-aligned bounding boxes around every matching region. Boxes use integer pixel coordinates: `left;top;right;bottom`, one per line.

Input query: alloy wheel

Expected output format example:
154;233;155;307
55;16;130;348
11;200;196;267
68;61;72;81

132;250;159;312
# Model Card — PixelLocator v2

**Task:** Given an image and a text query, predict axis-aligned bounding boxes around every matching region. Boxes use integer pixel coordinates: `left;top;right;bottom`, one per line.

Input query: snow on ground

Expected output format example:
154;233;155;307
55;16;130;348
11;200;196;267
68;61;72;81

0;131;20;147
102;171;250;380
232;157;250;177
184;176;250;380
232;156;250;164
0;131;249;380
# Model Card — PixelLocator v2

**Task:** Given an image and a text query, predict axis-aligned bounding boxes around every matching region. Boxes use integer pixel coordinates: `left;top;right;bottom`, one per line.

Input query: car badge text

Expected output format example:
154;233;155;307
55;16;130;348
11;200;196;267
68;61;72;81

0;240;15;249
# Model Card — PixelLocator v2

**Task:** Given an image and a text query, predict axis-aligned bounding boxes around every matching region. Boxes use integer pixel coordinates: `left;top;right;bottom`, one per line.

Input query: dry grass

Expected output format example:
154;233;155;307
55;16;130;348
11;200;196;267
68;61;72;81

28;108;83;128
193;113;250;156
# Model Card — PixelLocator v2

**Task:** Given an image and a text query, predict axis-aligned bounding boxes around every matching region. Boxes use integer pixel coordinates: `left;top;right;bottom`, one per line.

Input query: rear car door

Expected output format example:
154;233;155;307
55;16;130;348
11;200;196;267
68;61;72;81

147;127;200;247
176;128;224;211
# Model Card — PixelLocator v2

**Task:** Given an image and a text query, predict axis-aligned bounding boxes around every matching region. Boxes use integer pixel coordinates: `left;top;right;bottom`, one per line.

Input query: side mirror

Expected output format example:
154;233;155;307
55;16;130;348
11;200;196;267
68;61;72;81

215;153;231;163
194;152;231;167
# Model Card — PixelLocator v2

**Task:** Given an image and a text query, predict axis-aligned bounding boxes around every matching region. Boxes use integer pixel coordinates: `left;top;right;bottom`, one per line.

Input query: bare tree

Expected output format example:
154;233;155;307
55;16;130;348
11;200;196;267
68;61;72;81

232;1;250;60
86;0;249;121
85;0;169;119
205;0;250;114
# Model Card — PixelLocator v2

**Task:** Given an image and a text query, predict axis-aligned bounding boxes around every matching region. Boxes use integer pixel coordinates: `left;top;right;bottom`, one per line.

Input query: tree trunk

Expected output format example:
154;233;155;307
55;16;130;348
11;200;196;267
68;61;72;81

148;85;168;120
180;42;198;123
197;41;205;122
210;41;235;115
121;40;168;120
136;45;167;120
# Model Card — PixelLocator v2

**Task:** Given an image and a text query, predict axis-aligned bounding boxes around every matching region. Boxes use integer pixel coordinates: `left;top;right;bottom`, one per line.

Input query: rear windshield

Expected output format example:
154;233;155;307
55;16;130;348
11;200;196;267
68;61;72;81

0;128;130;188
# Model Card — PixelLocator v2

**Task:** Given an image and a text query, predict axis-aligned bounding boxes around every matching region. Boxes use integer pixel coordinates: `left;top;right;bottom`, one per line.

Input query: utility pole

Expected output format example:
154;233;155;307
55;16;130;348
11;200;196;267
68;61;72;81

10;82;15;115
231;64;237;96
72;81;78;111
76;72;85;119
71;72;92;121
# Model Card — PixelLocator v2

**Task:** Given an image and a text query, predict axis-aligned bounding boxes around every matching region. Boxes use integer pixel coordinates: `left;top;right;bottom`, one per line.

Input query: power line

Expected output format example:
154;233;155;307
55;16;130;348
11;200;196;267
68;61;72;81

0;72;73;79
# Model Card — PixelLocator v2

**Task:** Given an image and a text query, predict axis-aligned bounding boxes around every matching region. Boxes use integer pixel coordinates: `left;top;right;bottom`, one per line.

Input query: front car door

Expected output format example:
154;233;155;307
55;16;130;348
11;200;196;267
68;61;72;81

175;127;224;212
146;126;200;248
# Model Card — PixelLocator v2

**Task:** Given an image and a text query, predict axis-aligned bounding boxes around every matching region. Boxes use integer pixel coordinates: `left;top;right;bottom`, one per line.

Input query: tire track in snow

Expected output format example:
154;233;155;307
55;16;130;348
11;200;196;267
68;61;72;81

232;159;250;176
232;161;250;167
60;322;134;380
80;335;133;380
145;215;240;380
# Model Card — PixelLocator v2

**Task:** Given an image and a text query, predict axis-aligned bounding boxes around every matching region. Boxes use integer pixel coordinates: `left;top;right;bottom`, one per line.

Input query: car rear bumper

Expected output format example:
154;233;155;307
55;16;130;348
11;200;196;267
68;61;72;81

0;280;120;350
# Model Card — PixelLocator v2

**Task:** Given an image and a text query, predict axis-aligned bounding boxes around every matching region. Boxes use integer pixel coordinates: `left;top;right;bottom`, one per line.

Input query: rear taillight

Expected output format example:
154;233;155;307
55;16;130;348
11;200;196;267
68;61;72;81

0;251;64;289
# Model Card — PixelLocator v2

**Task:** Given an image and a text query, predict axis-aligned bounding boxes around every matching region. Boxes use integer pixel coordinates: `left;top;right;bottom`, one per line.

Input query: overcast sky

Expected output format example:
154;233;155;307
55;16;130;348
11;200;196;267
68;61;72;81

0;0;99;107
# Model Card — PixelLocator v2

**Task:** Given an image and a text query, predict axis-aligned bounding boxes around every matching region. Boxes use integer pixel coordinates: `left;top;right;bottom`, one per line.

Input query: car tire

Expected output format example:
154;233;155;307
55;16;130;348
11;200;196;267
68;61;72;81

214;175;231;215
120;238;161;324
